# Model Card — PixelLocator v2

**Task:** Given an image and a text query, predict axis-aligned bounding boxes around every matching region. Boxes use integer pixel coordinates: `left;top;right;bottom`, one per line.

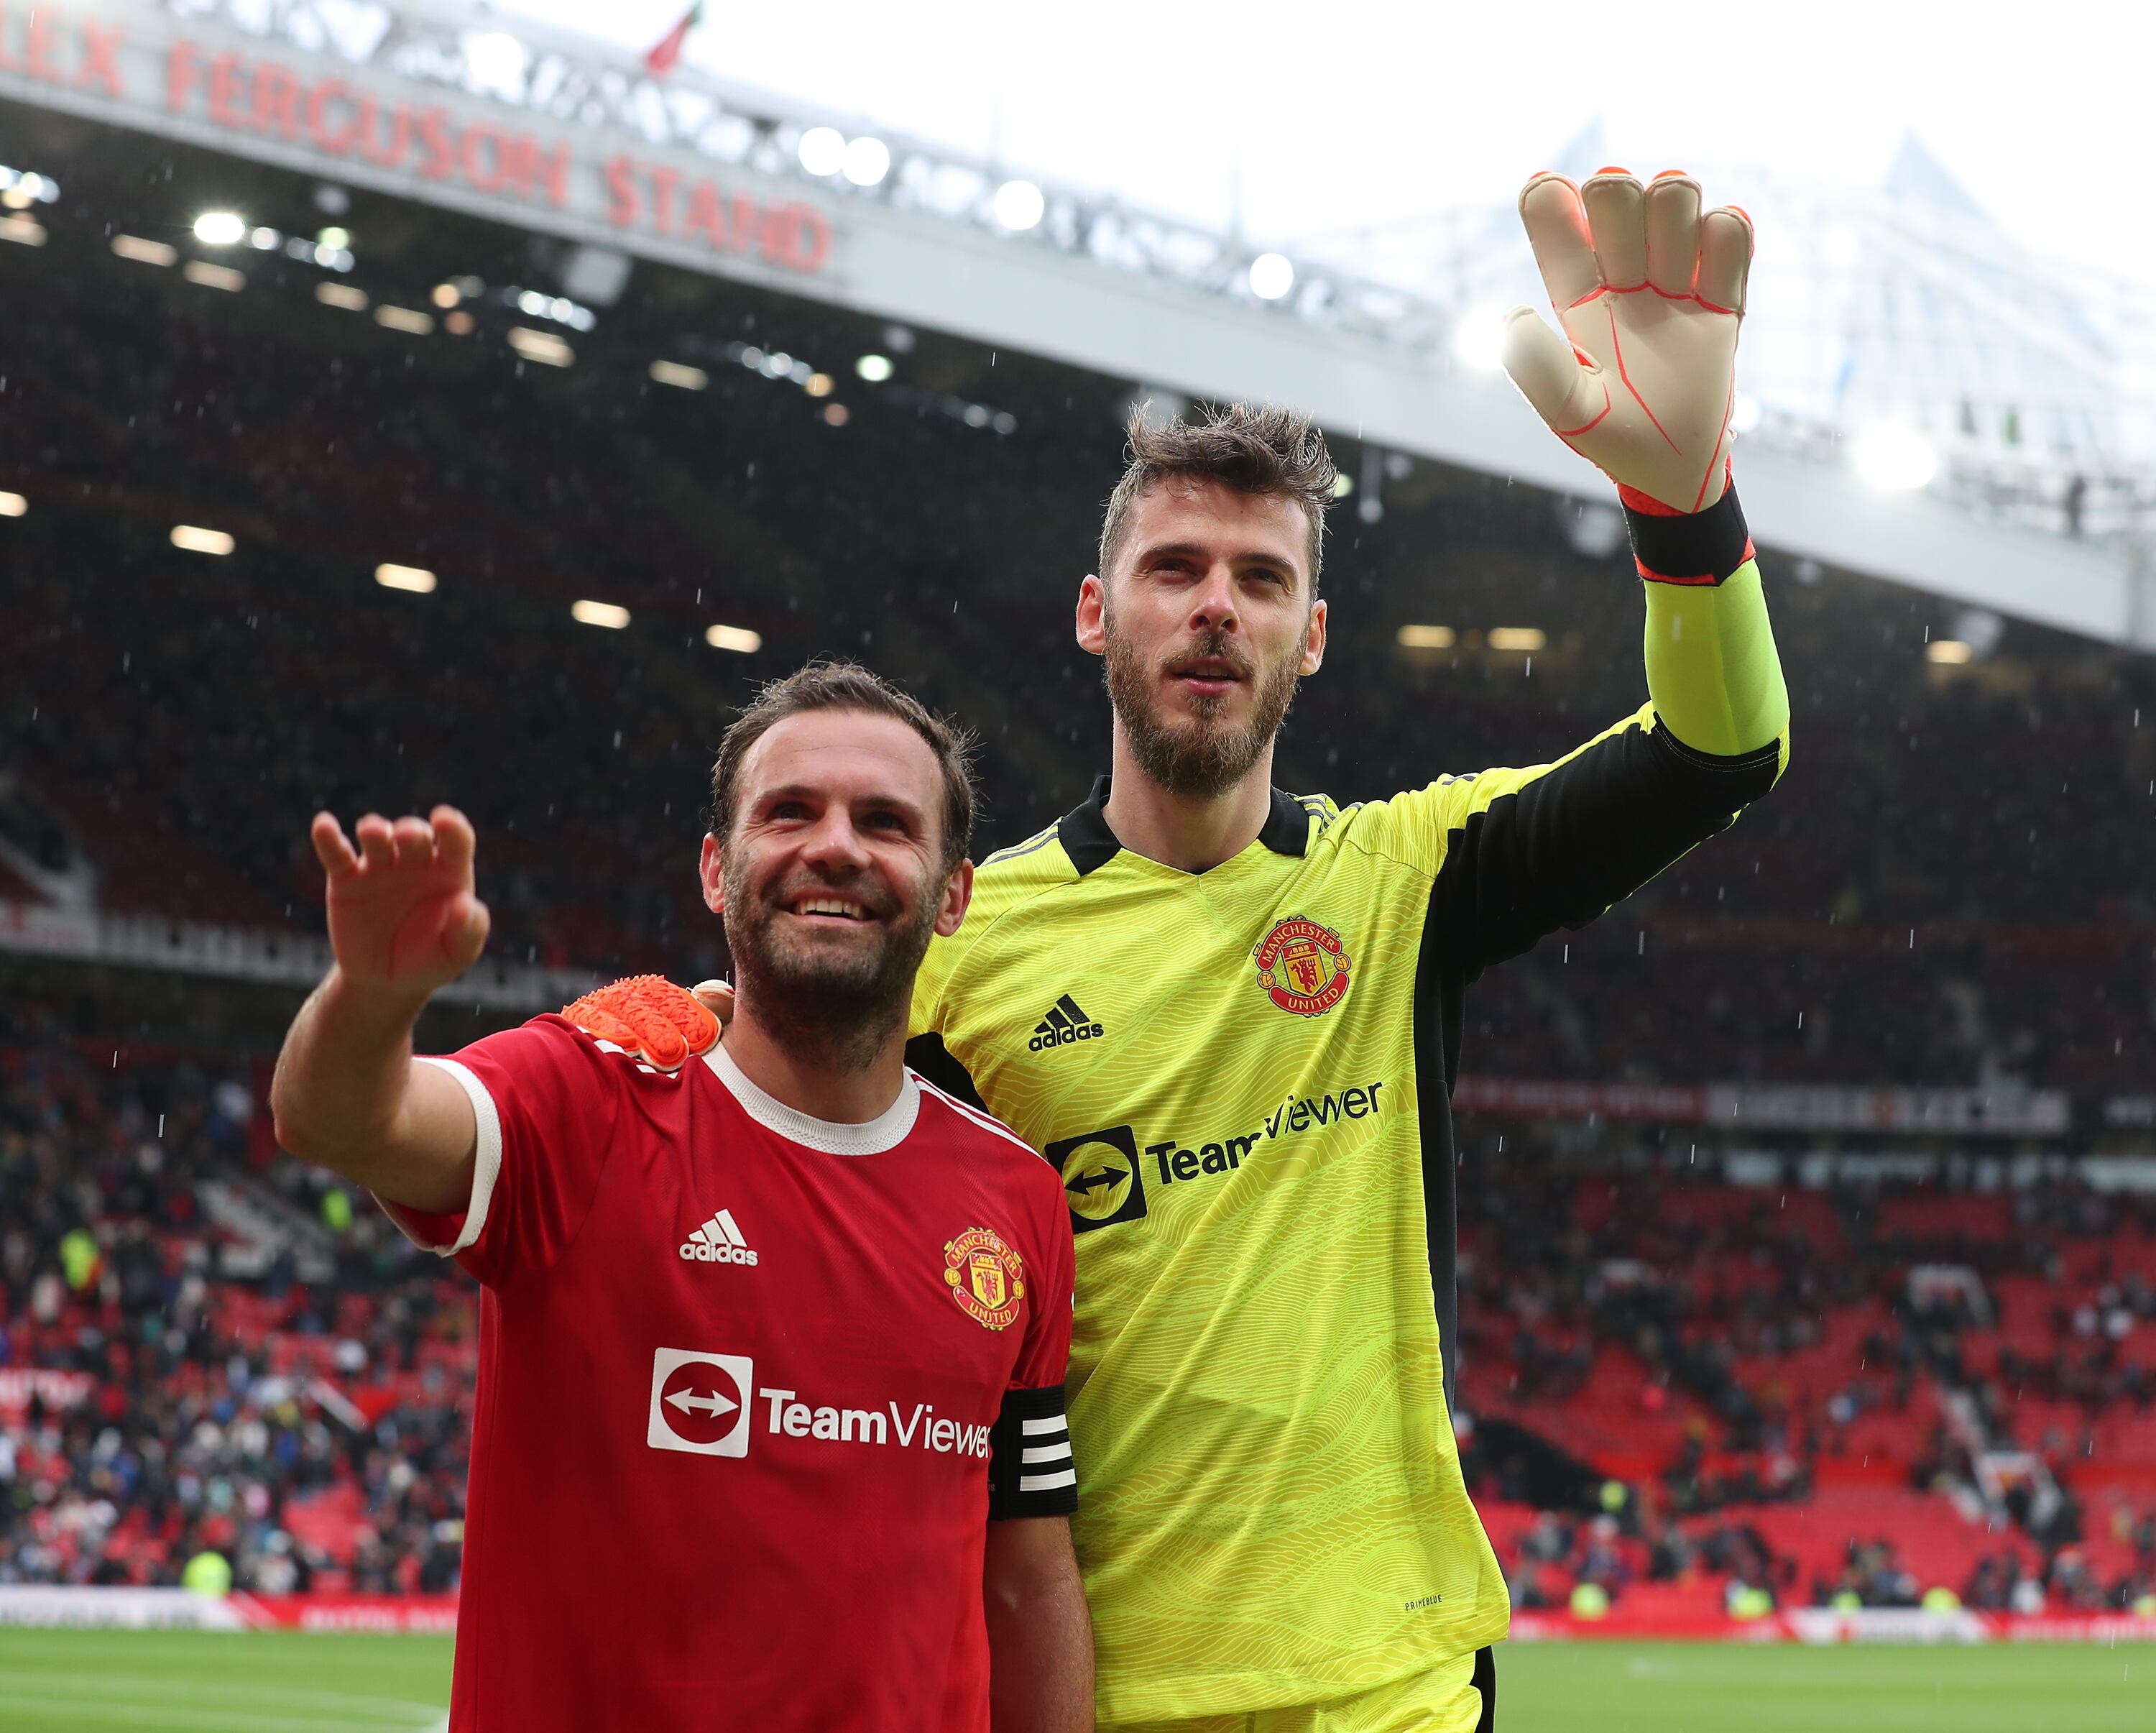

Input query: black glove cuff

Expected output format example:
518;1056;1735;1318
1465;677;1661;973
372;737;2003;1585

1623;484;1754;587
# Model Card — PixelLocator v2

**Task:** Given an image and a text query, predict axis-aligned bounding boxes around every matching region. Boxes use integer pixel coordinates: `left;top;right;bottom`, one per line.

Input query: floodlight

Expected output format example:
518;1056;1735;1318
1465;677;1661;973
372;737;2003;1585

992;180;1044;231
376;564;437;594
571;599;630;629
798;127;847;177
1853;423;1937;490
171;525;234;555
842;137;891;188
854;354;893;382
706;624;762;653
1452;307;1511;371
1396;625;1455;649
1248;253;1294;301
1488;628;1547;652
193;212;245;245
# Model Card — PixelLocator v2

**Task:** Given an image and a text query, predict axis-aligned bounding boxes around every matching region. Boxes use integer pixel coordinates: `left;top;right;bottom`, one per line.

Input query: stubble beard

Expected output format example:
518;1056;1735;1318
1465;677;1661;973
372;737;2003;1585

721;855;943;1073
1102;615;1304;801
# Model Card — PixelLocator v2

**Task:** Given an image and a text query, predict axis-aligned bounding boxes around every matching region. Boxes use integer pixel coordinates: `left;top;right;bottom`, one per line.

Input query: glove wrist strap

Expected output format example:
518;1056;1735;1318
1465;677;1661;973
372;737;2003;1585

1621;477;1753;587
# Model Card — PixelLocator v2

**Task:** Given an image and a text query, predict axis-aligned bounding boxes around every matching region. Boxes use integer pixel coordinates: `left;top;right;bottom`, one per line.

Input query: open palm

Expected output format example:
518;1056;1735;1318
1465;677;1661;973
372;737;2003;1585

312;806;491;1003
1501;170;1753;514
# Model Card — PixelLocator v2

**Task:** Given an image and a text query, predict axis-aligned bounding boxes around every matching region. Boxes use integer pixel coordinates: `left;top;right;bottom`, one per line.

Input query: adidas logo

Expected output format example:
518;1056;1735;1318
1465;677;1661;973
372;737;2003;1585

679;1208;759;1267
1028;993;1105;1054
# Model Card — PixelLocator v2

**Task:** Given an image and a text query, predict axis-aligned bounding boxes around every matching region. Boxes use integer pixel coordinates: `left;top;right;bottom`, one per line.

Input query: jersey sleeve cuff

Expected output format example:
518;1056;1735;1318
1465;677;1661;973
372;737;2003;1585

1620;479;1755;586
375;1056;504;1258
987;1384;1077;1520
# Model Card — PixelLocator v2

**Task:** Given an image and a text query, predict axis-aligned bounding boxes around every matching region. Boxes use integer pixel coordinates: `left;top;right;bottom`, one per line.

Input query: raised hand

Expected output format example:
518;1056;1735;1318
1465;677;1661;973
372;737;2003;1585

311;806;490;1007
1501;169;1753;514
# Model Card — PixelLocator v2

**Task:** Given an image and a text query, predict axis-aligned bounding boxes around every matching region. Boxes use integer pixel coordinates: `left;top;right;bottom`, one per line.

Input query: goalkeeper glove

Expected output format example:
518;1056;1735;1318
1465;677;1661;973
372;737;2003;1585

1501;168;1753;515
561;973;720;1071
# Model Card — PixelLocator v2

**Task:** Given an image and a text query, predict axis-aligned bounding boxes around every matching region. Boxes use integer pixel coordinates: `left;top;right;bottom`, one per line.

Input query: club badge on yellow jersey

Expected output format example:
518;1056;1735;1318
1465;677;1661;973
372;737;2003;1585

944;1226;1026;1330
1253;916;1352;1016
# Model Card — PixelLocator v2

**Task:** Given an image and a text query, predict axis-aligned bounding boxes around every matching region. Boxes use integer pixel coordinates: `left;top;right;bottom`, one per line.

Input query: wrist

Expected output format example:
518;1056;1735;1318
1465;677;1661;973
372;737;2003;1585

1619;476;1753;587
321;965;434;1032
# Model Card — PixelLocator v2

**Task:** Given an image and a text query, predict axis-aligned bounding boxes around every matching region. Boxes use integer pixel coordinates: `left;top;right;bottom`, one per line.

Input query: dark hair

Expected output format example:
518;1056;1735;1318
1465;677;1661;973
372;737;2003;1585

707;661;977;871
1097;401;1339;589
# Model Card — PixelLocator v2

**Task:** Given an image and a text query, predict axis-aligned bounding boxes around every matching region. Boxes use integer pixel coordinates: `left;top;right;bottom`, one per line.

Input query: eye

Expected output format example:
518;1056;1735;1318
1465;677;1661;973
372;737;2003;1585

769;800;811;821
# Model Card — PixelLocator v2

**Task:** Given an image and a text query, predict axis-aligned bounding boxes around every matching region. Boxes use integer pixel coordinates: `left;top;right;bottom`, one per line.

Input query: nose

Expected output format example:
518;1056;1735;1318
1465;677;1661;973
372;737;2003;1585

1187;561;1240;633
794;808;872;872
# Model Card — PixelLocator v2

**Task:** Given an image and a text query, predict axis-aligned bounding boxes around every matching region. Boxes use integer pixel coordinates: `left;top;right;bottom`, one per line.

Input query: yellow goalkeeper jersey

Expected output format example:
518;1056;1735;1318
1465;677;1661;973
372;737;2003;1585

908;684;1786;1719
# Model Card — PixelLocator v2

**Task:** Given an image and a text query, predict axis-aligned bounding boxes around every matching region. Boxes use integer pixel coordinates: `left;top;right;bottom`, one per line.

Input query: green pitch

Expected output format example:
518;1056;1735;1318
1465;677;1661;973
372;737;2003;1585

0;1630;2151;1730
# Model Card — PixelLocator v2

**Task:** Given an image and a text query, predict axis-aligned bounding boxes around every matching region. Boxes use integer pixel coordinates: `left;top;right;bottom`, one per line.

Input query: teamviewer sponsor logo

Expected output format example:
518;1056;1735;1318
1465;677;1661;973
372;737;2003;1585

1044;1123;1146;1235
648;1348;755;1457
1028;993;1104;1053
679;1206;757;1266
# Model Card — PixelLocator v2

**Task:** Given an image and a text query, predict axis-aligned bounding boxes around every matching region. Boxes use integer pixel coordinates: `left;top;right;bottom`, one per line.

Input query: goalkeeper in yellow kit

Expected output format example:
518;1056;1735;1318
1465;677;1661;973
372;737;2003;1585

571;172;1789;1731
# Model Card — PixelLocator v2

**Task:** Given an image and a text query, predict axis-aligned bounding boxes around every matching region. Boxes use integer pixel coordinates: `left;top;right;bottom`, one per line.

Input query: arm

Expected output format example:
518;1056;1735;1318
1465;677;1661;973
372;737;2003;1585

269;807;490;1213
983;1517;1092;1733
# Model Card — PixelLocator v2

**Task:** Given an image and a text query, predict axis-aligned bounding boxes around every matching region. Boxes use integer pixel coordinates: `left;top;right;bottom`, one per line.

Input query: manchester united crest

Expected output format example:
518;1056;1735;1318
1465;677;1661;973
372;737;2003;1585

1254;916;1352;1016
943;1226;1026;1330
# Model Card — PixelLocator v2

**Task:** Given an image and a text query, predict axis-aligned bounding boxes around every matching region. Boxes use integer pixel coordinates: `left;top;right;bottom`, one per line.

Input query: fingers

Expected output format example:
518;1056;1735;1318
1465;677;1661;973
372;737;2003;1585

1644;173;1703;297
1518;173;1601;310
430;804;476;882
692;979;737;1033
392;815;435;869
1697;206;1754;315
310;812;360;878
355;814;395;873
1501;306;1603;433
444;894;491;972
1581;170;1647;290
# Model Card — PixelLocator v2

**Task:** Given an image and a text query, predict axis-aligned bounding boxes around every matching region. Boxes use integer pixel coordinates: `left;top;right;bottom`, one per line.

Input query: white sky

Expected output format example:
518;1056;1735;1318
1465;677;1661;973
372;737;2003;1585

489;0;2151;287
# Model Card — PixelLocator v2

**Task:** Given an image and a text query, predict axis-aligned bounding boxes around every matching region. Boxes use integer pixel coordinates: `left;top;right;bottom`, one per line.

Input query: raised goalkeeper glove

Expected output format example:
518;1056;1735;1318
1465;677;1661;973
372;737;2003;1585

1501;168;1753;515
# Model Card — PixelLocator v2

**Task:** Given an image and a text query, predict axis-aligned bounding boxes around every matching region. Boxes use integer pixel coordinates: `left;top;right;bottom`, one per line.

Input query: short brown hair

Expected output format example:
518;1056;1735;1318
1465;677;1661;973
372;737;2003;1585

708;661;977;871
1097;401;1338;590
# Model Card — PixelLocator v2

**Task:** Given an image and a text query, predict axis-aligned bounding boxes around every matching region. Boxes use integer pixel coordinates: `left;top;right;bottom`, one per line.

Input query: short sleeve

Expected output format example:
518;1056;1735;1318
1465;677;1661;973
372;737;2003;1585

986;1179;1077;1520
378;1014;628;1289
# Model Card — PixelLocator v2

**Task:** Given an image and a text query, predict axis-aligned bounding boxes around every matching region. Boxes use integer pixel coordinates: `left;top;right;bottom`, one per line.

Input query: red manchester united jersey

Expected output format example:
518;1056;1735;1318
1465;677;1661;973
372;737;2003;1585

383;1015;1077;1732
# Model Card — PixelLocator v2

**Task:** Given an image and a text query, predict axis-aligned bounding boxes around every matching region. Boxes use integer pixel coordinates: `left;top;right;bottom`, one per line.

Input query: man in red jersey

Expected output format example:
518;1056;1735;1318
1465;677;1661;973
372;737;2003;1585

270;662;1092;1732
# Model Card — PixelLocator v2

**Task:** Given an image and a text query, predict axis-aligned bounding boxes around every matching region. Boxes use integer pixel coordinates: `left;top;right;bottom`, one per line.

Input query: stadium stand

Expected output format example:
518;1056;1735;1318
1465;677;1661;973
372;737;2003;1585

1;103;2152;1624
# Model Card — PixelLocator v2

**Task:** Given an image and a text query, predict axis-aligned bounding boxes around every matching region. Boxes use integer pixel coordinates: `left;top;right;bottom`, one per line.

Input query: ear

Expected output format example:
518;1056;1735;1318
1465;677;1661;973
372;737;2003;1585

935;858;975;938
1300;597;1328;676
1075;574;1107;658
699;833;726;914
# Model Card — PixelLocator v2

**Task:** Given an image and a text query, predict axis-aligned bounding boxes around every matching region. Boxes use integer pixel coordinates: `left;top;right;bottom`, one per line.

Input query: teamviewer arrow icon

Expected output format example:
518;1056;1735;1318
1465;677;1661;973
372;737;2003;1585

1066;1166;1125;1195
665;1387;739;1420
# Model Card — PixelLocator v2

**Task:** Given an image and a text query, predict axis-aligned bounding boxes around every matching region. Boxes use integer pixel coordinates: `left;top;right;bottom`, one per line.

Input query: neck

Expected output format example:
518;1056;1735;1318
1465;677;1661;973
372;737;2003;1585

1100;724;1276;874
721;987;910;1124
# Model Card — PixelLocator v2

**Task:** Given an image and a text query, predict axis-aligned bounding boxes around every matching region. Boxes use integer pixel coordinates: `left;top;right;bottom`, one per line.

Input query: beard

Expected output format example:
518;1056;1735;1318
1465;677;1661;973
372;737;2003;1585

1102;617;1304;800
721;853;944;1072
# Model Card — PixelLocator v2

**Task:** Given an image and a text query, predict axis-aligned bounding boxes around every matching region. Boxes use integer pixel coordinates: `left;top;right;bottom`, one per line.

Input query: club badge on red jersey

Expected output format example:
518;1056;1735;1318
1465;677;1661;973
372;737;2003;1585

943;1226;1026;1330
1254;916;1352;1017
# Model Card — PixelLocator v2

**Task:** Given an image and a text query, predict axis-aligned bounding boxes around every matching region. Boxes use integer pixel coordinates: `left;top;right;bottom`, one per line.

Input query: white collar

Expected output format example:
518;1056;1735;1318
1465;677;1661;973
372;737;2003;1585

701;1042;920;1155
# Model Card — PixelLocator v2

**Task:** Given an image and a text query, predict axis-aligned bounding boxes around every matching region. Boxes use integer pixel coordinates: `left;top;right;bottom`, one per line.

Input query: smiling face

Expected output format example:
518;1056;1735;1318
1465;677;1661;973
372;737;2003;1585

699;709;969;1036
1077;476;1327;799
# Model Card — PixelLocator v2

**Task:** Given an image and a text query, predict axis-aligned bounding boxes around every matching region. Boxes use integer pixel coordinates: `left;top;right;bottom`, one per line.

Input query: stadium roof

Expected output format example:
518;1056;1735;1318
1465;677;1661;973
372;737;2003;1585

4;0;2150;650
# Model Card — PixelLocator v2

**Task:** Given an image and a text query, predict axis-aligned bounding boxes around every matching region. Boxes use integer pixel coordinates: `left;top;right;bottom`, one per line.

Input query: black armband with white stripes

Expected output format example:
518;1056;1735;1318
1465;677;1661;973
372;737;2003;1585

986;1384;1077;1520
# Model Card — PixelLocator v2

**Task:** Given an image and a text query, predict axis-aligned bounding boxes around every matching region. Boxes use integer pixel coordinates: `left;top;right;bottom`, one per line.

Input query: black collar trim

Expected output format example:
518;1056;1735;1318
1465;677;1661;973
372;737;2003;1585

1055;774;1311;877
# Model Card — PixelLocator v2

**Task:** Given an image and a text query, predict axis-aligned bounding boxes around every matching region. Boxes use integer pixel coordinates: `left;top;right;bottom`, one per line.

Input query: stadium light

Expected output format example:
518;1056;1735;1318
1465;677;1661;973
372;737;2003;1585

317;226;351;250
0;216;46;247
1488;628;1547;652
182;262;245;293
316;282;369;311
1396;625;1456;649
1452;306;1511;371
0;492;26;516
804;372;835;398
798;127;847;177
375;563;437;594
375;305;434;335
854;354;893;382
171;525;234;556
842;137;892;188
1330;473;1354;499
571;599;630;630
446;311;475;336
464;31;528;94
992;180;1045;232
822;404;851;426
1248;253;1294;301
1853;423;1938;491
1730;391;1763;436
650;360;709;390
192;211;246;246
1925;639;1973;664
431;283;461;308
111;234;177;266
507;327;574;367
249;226;280;249
706;623;763;653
